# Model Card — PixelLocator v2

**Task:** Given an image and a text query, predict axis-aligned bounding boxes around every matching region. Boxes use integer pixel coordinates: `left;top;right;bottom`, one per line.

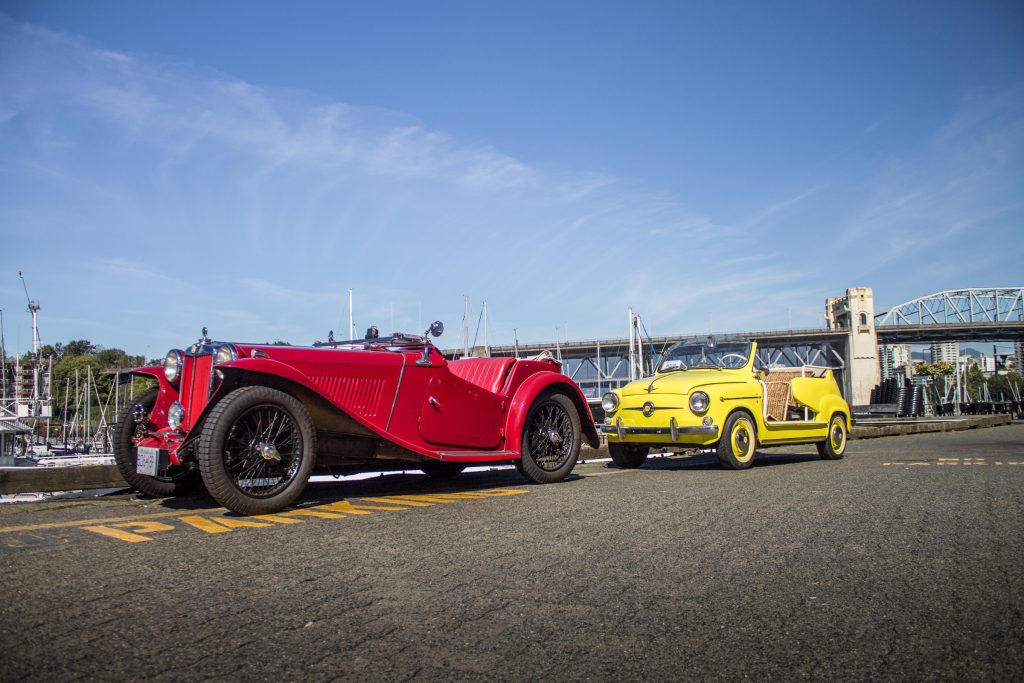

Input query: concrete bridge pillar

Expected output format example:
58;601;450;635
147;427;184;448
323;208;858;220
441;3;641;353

826;287;880;406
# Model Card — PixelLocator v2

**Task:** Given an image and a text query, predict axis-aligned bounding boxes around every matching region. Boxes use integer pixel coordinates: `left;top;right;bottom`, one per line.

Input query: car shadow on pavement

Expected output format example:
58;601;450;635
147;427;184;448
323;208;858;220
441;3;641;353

126;464;579;515
604;450;824;472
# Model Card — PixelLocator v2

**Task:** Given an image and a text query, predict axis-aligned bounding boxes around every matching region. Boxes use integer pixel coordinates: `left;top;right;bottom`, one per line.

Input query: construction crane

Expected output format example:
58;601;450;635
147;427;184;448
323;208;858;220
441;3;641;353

18;270;41;357
17;271;47;419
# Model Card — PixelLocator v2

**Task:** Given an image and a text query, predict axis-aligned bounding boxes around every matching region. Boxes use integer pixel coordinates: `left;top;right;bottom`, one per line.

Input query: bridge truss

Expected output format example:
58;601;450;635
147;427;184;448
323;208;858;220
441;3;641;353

483;331;848;400
875;288;1024;327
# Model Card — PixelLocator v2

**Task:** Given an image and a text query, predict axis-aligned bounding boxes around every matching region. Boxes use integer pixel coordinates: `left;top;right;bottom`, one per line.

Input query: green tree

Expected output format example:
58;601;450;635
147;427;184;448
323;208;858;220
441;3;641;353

988;371;1023;401
50;355;109;432
914;361;954;377
963;365;987;400
94;347;146;369
63;339;98;357
38;342;64;360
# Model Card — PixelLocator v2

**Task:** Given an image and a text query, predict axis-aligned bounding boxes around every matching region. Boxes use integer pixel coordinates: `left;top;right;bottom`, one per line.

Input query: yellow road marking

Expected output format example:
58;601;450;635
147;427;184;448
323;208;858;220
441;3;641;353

178;515;276;533
277;509;345;519
0;509;224;534
318;500;407;514
447;488;529;497
253;514;304;524
384;494;461;504
358;496;434;507
81;521;177;543
0;488;530;541
884;458;1024;467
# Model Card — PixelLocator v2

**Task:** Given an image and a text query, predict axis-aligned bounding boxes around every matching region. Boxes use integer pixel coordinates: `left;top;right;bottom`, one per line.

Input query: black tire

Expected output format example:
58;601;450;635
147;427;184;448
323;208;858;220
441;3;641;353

420;461;467;480
717;411;757;470
112;388;199;497
817;414;848;460
608;442;649;468
518;393;581;484
197;386;316;515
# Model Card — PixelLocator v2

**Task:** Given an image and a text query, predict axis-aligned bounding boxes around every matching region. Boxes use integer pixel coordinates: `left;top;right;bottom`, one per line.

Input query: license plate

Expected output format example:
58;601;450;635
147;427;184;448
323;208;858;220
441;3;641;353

137;446;160;476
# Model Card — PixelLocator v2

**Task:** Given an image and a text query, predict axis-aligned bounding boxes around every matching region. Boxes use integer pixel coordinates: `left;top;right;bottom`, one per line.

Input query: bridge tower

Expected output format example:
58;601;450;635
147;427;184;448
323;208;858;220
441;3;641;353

825;287;880;406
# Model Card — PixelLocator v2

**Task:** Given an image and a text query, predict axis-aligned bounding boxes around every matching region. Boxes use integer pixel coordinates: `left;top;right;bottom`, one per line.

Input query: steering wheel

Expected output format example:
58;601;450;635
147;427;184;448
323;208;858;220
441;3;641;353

719;353;747;368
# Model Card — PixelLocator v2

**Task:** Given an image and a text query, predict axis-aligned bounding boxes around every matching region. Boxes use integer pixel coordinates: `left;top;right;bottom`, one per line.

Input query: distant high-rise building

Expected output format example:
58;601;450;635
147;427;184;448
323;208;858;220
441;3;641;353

1015;340;1024;373
930;341;959;364
879;343;911;380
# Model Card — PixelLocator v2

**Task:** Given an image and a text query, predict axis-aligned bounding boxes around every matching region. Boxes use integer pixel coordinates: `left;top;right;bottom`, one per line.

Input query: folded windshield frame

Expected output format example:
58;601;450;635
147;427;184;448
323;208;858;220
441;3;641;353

657;340;752;372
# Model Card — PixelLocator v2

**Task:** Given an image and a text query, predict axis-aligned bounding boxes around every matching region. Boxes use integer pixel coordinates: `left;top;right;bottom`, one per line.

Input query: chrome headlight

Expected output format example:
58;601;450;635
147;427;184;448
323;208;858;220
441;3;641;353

214;344;237;364
601;392;620;413
689;391;710;414
168;401;185;430
164;350;183;384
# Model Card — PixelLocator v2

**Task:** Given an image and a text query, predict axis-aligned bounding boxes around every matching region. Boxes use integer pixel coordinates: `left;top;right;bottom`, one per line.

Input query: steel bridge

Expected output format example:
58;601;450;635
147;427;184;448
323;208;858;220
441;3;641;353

480;329;848;400
443;287;1024;402
874;288;1024;343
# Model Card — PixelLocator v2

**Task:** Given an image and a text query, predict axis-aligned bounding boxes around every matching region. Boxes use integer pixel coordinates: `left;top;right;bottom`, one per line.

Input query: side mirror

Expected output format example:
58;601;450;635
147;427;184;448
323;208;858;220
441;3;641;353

417;321;444;366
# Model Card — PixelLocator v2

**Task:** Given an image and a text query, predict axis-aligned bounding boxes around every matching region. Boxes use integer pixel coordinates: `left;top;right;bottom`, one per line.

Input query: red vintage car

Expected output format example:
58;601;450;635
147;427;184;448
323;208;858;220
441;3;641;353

113;323;599;515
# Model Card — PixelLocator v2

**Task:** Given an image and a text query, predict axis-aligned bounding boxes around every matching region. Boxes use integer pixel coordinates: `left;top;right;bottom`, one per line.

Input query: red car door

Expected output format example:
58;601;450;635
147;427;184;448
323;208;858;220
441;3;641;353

418;370;504;449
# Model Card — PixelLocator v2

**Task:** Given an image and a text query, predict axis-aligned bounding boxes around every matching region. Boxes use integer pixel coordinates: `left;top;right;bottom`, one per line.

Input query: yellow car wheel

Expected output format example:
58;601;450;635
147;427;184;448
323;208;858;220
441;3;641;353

717;412;757;470
609;443;649;469
816;414;847;460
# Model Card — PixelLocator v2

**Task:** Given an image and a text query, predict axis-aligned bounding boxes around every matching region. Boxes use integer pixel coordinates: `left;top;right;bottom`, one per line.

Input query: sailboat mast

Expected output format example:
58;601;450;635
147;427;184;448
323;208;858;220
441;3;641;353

483;301;489;356
348;289;354;340
62;377;70;447
0;308;6;407
462;295;469;358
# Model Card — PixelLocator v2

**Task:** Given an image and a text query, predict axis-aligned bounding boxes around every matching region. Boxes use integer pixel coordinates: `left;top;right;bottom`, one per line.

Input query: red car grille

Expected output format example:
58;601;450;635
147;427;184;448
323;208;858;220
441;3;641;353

179;355;214;431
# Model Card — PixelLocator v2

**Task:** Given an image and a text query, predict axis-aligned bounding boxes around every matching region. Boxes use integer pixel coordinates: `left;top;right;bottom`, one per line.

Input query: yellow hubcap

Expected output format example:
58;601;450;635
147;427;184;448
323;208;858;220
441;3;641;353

732;421;753;461
831;419;846;451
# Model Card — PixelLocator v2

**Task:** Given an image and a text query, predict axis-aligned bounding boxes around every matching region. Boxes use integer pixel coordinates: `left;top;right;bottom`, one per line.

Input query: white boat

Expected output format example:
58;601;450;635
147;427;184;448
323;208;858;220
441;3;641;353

34;453;115;468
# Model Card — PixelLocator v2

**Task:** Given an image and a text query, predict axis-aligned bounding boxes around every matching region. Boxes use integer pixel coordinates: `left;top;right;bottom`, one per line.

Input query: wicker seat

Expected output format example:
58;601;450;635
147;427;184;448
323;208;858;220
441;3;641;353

762;369;803;422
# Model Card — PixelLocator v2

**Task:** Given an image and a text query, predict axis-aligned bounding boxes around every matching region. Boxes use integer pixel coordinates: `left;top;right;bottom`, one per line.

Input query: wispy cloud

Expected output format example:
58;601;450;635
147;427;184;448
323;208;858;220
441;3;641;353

840;86;1024;245
2;13;1021;354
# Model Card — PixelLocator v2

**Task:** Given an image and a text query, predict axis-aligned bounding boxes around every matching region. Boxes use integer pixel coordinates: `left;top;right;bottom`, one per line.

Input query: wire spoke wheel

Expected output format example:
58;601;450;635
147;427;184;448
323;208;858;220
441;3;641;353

223;404;303;497
526;401;574;471
198;386;316;515
518;393;581;484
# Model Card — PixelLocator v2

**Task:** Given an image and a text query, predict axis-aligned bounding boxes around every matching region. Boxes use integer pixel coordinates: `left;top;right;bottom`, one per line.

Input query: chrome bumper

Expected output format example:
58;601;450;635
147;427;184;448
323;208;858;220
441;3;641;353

600;417;719;441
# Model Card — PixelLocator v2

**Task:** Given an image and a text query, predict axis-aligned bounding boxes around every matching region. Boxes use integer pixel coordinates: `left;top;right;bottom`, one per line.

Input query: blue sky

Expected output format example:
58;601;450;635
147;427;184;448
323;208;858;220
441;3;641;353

1;1;1022;360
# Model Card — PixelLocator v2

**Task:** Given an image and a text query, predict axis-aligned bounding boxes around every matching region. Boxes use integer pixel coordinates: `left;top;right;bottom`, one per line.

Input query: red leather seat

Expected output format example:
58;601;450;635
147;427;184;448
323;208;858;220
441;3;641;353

447;357;516;394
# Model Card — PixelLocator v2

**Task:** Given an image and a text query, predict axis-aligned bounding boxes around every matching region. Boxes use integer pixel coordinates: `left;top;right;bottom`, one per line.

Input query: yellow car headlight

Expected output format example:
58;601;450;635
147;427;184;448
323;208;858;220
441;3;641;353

689;391;710;414
601;392;620;413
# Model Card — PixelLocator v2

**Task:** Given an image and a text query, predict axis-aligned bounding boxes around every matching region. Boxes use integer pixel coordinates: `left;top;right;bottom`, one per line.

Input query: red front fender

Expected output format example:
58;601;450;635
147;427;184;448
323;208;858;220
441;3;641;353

504;372;599;455
215;357;326;398
128;365;179;428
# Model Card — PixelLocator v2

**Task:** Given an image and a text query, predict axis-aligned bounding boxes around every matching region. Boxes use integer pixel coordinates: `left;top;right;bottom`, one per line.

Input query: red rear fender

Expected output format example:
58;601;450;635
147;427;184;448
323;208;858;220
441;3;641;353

505;373;599;454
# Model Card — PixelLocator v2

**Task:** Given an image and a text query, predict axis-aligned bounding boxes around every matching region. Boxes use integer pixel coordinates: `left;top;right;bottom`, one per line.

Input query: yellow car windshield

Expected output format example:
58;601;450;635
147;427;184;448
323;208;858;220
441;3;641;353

658;341;751;372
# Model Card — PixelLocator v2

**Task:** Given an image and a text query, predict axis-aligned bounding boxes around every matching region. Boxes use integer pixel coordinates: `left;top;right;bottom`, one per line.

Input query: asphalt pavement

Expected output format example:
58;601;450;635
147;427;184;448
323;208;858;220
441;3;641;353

1;424;1022;681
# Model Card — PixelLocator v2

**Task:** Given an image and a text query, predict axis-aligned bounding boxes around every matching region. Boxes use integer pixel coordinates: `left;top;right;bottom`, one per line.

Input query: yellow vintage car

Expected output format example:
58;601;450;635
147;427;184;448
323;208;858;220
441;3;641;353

600;339;850;469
